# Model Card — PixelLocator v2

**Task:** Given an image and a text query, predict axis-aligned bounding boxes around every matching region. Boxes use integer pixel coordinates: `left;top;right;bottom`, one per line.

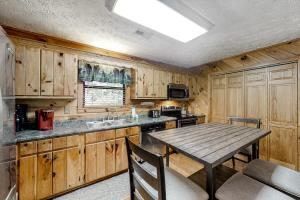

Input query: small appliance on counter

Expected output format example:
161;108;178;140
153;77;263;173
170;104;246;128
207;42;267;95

35;109;54;131
148;109;160;118
15;104;28;132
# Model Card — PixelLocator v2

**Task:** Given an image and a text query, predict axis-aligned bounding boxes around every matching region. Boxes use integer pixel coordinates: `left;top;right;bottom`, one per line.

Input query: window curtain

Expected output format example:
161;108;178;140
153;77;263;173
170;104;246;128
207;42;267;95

78;60;132;85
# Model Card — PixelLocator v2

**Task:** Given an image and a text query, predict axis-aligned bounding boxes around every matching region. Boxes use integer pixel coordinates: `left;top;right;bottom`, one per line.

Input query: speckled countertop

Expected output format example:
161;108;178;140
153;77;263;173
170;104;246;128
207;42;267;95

16;115;177;143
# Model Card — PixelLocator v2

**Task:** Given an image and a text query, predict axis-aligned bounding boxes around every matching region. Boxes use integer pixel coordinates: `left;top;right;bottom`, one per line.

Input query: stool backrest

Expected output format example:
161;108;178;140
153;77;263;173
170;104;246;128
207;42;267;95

228;116;261;128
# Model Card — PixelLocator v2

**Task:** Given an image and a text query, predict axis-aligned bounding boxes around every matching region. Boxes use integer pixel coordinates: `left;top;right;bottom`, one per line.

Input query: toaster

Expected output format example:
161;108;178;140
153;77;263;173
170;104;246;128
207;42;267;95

148;110;160;118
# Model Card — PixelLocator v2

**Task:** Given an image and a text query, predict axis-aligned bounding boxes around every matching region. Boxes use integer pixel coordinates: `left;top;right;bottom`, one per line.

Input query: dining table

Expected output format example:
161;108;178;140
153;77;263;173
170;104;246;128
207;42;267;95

149;122;271;200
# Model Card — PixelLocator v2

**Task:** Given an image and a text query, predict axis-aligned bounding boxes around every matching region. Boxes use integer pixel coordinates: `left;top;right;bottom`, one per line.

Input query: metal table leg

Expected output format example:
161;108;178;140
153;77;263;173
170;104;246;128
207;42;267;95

206;166;216;200
252;142;258;160
166;145;169;167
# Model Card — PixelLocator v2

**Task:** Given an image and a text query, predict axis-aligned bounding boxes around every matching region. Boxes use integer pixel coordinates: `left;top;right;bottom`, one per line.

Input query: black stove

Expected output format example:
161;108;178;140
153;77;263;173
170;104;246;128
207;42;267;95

161;106;197;127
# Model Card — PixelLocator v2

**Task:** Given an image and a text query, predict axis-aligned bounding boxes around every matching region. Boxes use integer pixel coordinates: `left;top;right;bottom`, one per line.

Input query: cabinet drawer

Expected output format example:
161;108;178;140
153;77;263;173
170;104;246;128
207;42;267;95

19;141;37;156
53;137;67;150
116;128;130;138
86;130;115;144
67;135;82;148
37;139;52;153
130;126;140;136
165;121;176;130
116;126;140;138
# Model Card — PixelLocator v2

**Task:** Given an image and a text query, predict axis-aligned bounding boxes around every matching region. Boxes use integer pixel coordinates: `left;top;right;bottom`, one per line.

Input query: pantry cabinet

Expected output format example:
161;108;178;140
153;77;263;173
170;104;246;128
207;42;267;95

15;44;77;98
209;62;299;169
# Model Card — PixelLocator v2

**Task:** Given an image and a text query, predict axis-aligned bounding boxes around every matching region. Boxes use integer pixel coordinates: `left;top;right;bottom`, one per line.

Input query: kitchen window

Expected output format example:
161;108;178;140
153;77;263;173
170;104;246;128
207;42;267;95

83;81;125;108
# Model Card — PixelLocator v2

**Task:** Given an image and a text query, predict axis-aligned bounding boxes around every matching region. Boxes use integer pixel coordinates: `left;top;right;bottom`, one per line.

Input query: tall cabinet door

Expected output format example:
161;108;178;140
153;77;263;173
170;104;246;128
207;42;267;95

52;149;67;194
19;155;37;200
210;75;226;123
245;69;268;160
115;138;128;172
226;72;244;125
268;63;297;169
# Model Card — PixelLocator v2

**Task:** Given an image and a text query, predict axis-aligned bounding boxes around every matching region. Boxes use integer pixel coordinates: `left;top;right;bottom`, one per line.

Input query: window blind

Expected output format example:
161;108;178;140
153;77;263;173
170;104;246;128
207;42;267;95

83;81;125;107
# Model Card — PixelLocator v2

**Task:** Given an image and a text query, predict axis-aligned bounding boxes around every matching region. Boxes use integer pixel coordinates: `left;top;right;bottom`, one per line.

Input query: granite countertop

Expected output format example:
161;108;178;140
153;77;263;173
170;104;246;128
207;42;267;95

16;115;177;143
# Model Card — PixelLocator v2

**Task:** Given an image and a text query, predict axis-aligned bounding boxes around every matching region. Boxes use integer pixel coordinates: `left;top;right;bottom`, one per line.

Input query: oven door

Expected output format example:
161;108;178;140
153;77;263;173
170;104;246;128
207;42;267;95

178;118;197;127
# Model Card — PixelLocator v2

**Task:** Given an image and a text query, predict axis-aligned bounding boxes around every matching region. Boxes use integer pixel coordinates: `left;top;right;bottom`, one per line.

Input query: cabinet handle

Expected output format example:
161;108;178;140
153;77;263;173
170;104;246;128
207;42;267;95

52;172;56;177
53;155;57;161
33;89;38;92
41;89;45;92
58;62;62;66
115;144;119;151
23;143;28;147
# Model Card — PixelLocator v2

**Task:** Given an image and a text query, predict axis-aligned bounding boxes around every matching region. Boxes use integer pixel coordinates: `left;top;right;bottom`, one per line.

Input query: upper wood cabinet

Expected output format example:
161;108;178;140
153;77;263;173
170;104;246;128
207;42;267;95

15;45;77;97
131;66;170;99
15;45;40;96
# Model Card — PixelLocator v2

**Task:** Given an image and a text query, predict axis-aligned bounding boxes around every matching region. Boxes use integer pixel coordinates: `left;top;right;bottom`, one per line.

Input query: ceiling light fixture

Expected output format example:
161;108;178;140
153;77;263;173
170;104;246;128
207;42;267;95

106;0;210;43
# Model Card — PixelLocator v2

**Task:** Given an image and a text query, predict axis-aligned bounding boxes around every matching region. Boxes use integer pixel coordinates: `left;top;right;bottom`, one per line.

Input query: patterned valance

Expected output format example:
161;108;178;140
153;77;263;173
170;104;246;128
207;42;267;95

78;60;132;85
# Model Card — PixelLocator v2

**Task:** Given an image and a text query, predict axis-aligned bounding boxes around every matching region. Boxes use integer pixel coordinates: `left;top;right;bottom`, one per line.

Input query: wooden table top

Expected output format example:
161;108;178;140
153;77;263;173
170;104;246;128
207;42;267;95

149;123;271;167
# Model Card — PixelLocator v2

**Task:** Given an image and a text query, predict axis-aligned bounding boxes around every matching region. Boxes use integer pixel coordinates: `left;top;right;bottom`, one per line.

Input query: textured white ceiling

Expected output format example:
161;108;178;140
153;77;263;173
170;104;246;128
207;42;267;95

1;0;300;68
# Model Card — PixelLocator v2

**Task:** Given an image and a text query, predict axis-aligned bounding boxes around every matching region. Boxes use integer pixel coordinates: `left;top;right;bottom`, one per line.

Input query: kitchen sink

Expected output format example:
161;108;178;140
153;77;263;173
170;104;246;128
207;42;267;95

86;118;132;129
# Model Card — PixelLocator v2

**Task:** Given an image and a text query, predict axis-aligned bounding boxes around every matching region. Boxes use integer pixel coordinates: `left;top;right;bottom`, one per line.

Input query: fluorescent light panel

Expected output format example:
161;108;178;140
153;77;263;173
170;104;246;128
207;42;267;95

112;0;207;43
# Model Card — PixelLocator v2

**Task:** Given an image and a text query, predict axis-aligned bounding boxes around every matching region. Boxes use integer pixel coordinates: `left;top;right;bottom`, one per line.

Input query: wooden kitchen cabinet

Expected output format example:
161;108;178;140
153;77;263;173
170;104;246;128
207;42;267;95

36;152;52;199
15;45;40;96
67;146;85;189
115;138;127;172
19;155;37;200
52;149;67;194
105;140;116;176
210;75;226;123
129;135;140;145
196;116;206;124
131;65;170;99
15;45;77;98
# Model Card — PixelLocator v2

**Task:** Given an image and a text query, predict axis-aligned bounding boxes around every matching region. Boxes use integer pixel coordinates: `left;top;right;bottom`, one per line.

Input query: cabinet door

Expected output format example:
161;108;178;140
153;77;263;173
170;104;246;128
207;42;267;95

115;138;128;172
189;75;198;99
210;75;226;123
25;46;40;95
37;152;52;199
226;72;244;125
269;125;297;169
136;66;154;98
66;147;84;189
153;70;168;98
41;49;54;96
19;155;37;200
15;45;26;95
53;149;67;194
105;140;115;176
245;69;268;159
85;143;97;182
268;63;297;169
63;54;77;96
54;51;65;96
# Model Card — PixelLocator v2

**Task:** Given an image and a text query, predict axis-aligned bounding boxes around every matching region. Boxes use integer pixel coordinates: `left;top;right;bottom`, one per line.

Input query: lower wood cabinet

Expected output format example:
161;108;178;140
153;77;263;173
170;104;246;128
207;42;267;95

115;138;128;172
52;149;67;194
196;116;206;124
18;126;143;199
37;152;52;199
19;155;37;200
66;146;85;189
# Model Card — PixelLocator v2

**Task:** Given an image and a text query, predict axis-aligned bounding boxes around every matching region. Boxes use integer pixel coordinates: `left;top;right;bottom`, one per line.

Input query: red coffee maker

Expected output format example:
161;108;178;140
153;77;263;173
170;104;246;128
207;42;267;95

35;109;54;130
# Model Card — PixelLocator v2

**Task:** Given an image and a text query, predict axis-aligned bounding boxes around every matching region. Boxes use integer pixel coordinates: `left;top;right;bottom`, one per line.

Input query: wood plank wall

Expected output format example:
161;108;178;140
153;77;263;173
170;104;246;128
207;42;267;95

189;38;300;117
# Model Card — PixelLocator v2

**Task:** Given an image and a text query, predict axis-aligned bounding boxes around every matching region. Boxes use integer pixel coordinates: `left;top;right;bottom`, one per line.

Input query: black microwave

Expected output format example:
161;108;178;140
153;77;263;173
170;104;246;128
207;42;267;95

167;84;189;101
